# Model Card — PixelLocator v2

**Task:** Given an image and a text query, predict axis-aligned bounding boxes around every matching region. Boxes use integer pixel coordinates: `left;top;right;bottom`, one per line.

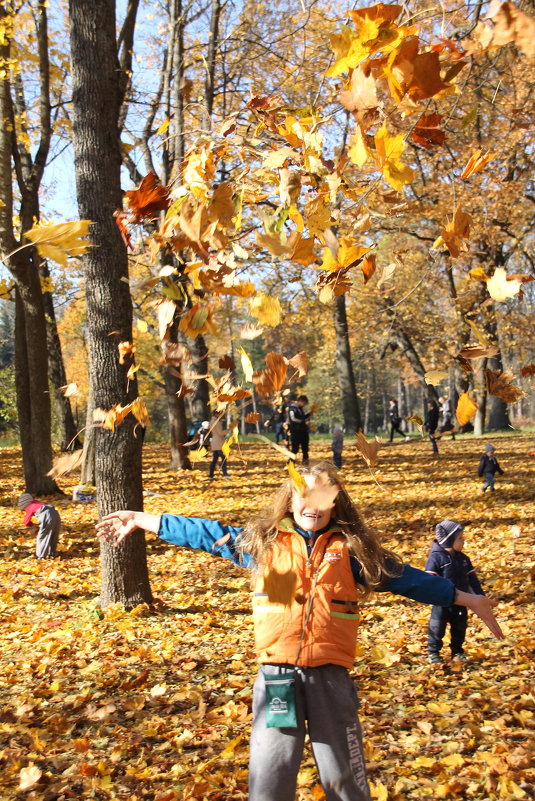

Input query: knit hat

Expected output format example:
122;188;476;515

18;493;34;510
485;443;495;453
435;519;463;549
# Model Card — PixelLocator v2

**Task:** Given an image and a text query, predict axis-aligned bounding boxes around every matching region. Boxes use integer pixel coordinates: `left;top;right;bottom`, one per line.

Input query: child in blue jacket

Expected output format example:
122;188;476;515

425;520;485;664
478;443;504;492
97;462;503;801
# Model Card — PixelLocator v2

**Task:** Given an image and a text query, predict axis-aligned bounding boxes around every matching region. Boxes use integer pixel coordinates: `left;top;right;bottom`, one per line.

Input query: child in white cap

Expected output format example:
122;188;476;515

18;493;61;559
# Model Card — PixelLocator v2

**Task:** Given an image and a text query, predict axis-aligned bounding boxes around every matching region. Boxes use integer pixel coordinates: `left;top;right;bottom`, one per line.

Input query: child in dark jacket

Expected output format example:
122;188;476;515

478;443;504;492
425;520;485;664
97;463;503;801
18;493;61;559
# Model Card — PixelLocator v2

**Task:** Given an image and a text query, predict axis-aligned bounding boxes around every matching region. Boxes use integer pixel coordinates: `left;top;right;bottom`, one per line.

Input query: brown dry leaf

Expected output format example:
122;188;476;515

411;113;446;151
433;208;472;258
245;412;261;424
93;404;133;432
315;267;353;303
456;392;478;426
457;344;500;360
160;342;187;367
486;369;526;403
252;352;288;397
288;351;308;378
355;431;382;468
124;172;171;221
473;1;535;58
47;449;83;479
520;364;535;378
219;354;236;371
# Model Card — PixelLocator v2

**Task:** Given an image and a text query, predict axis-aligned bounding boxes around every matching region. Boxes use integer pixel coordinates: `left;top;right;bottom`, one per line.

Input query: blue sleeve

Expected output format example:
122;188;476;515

350;559;455;606
158;514;254;568
380;564;456;606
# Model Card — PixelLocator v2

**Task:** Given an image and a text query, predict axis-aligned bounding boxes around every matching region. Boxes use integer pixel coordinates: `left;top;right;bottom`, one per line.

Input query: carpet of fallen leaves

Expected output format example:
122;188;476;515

0;435;533;801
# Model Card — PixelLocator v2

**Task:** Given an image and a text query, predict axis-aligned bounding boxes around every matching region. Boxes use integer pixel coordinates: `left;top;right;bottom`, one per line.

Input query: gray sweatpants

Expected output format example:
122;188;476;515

249;664;370;801
35;505;61;559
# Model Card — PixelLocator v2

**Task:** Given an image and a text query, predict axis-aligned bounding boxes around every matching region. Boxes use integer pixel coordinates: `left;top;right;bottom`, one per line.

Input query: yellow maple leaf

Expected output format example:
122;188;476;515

320;237;372;273
486;267;522;302
249;293;282;327
456;392;478;426
24;220;94;267
222;424;239;458
374;123;414;192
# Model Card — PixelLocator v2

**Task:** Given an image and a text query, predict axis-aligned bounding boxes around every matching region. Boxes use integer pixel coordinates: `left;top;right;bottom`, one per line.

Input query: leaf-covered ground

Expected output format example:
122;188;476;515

0;435;533;801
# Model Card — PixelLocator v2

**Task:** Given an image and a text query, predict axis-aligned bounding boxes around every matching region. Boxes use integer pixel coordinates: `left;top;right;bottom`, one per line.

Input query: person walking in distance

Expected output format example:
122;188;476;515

287;395;312;464
388;399;408;442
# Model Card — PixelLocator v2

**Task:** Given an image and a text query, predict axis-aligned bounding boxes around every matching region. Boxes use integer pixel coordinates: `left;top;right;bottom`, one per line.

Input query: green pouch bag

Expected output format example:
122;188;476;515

263;668;298;728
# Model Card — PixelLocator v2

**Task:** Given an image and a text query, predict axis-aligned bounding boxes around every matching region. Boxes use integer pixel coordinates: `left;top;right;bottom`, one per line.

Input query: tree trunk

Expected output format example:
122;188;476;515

0;11;58;495
473;359;487;436
40;266;81;450
333;295;361;432
69;0;151;608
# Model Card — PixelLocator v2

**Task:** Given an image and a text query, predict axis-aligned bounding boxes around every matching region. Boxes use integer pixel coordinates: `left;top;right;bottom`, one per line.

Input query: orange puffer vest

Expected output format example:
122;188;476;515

252;519;360;669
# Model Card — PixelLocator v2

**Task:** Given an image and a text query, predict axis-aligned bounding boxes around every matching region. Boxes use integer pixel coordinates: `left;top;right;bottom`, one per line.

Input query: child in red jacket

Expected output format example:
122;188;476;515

18;493;61;559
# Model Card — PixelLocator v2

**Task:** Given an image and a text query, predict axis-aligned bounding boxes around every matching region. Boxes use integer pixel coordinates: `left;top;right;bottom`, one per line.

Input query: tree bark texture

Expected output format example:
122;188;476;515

333;295;361;432
69;0;151;607
0;8;58;494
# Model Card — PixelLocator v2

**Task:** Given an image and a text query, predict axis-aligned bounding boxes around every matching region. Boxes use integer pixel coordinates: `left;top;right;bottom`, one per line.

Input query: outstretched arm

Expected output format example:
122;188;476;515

96;511;162;545
455;589;505;639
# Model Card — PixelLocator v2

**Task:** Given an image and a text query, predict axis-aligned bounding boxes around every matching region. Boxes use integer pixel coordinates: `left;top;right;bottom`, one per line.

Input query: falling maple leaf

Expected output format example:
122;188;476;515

424;369;449;385
411;113;446;151
219;354;236;371
432;208;472;258
457;344;500;360
46;449;84;478
179;304;218;338
245;412;261;423
361;253;376;283
249;293;282;327
287;460;307;494
316;267;354;303
239;348;254;383
486;369;525;403
486;267;523;302
339;65;380;129
374;123;415;192
288;351;308;378
456;392;478;426
355;431;382;468
124;172;171;220
460;149;496;180
320;237;372;273
24;220;94;267
520;364;535;378
252;352;288;397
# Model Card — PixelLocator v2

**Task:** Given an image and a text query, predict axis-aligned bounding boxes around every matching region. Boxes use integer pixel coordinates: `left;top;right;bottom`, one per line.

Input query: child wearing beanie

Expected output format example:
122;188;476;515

18;493;61;559
478;443;504;492
425;520;485;664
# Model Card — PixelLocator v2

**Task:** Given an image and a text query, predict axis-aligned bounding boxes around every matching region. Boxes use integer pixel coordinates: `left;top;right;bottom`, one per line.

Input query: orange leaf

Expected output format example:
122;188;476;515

124;172;171;221
456;392;478;426
361;253;376;283
411;113;446;151
460;149;495;180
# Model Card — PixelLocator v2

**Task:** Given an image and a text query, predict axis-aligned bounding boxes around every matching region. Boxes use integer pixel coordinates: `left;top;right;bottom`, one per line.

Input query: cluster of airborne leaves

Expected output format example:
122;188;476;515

0;436;533;801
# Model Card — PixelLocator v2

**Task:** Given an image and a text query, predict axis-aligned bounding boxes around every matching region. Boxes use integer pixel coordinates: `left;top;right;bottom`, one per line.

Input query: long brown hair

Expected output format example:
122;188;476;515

237;461;401;595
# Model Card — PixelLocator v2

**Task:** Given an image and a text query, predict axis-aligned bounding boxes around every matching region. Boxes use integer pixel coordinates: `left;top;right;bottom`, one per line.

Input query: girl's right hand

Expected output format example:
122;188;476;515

96;511;139;545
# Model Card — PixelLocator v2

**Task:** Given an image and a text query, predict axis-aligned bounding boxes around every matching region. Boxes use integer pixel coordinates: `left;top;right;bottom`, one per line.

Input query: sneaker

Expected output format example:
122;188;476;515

405;436;410;442
428;654;442;664
452;653;469;663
